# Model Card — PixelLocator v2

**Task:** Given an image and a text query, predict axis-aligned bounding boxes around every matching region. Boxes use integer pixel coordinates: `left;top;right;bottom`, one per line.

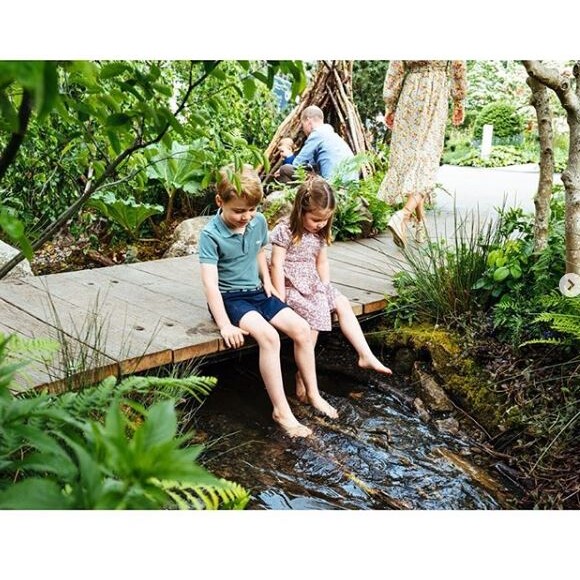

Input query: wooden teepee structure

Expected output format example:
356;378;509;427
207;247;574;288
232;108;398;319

263;60;372;182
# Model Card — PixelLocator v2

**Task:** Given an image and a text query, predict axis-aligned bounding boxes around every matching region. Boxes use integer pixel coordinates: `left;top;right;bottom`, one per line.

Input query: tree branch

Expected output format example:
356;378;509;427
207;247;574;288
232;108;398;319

0;90;33;181
0;61;220;280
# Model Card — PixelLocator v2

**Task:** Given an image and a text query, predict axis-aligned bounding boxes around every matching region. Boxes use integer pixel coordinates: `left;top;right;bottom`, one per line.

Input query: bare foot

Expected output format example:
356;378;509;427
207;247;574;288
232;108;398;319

308;394;338;419
295;371;308;403
272;412;313;438
359;355;392;375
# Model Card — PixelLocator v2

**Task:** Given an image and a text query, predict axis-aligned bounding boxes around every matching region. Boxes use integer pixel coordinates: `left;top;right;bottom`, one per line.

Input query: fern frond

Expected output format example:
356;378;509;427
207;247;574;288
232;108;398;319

1;333;60;361
520;337;566;347
155;478;251;510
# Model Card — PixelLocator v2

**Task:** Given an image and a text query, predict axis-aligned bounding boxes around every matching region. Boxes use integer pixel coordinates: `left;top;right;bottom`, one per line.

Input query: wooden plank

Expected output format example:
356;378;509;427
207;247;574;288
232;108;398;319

23;269;223;370
0;298;119;391
0;234;400;390
0;277;174;373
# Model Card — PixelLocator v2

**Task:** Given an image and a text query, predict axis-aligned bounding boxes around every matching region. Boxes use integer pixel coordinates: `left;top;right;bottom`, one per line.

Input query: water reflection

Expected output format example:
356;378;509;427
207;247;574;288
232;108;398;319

191;339;512;510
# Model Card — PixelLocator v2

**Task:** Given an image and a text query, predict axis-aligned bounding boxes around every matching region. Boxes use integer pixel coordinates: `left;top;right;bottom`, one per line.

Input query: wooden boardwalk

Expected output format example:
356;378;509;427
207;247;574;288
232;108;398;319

0;233;401;392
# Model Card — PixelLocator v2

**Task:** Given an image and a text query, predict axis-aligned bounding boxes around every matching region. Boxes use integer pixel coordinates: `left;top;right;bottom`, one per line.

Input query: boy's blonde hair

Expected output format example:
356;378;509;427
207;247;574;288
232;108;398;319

289;176;336;245
217;164;263;205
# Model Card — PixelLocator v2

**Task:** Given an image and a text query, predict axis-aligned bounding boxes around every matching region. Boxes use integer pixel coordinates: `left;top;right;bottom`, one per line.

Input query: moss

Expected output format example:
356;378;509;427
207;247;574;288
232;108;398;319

371;322;522;435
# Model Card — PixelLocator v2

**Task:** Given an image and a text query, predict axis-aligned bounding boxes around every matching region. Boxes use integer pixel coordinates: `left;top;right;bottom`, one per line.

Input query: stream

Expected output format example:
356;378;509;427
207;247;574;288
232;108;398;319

191;332;516;510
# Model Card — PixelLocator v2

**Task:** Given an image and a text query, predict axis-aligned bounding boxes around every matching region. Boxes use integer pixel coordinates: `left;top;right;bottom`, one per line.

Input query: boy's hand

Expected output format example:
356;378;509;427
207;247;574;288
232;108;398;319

262;280;281;299
220;324;249;349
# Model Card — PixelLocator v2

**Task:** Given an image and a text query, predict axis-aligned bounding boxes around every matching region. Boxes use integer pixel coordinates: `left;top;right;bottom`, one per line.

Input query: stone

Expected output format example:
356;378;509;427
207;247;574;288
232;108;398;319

0;240;34;279
163;216;213;258
412;361;454;413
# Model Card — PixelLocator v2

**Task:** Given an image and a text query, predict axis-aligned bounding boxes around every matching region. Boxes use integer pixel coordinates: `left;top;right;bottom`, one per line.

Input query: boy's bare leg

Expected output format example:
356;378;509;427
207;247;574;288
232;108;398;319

295;330;319;403
239;311;312;437
333;295;392;375
271;309;338;419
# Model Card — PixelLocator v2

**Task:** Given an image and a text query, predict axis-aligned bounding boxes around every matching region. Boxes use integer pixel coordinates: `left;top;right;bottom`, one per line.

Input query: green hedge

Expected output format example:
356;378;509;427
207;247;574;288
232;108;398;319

473;101;525;141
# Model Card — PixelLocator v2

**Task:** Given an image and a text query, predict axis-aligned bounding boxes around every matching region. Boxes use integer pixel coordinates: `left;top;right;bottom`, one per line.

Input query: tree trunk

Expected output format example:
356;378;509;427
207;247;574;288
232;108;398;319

526;76;554;253
522;60;580;275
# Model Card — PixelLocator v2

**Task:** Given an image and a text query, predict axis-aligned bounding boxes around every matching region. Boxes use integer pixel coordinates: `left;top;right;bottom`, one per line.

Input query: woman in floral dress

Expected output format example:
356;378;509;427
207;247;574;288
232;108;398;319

379;60;467;247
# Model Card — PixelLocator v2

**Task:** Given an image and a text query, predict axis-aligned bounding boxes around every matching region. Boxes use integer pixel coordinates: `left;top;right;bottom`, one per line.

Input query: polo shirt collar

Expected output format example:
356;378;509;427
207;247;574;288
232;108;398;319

214;208;257;238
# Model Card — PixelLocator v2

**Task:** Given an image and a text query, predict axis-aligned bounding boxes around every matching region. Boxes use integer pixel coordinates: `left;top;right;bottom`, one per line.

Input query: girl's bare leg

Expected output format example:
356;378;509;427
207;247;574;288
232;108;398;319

295;330;318;402
239;311;312;437
271;309;338;419
333;295;392;374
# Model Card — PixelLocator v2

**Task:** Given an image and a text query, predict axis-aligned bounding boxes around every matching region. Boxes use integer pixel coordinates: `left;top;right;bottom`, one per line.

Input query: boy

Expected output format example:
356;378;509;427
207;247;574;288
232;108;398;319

199;165;338;438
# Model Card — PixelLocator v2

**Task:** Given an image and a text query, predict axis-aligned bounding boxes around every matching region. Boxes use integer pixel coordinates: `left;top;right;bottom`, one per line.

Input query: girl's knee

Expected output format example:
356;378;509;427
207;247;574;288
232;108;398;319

287;317;311;342
335;295;350;313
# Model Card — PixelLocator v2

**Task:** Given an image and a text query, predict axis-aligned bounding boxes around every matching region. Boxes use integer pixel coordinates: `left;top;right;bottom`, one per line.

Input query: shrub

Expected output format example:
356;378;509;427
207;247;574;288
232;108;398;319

473;101;525;141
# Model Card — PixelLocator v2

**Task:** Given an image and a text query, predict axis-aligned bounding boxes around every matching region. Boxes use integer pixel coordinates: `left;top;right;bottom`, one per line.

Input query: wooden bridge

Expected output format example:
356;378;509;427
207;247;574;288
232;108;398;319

0;233;400;392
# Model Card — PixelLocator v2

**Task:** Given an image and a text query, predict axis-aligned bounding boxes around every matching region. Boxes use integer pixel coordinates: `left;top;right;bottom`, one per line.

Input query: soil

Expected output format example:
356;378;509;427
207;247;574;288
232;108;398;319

29;219;178;276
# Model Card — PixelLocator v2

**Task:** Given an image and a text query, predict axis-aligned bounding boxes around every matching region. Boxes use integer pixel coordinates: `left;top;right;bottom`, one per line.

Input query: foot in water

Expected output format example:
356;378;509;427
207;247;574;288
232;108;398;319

272;411;313;438
295;371;338;418
307;394;338;419
295;371;307;403
358;355;392;375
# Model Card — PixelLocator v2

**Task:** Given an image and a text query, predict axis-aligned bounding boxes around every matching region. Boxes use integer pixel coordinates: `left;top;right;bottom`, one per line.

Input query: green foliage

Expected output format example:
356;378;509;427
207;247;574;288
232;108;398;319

386;212;503;327
451;145;537;168
87;191;163;240
473;101;525;141
523;295;580;347
0;208;33;259
473;238;532;298
0;343;250;510
352;60;388;141
465;61;529;115
479;191;566;344
0;60;307;259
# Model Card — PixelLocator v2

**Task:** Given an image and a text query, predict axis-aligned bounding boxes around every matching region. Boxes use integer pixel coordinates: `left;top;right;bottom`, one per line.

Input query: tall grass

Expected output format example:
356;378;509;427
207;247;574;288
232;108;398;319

387;206;504;327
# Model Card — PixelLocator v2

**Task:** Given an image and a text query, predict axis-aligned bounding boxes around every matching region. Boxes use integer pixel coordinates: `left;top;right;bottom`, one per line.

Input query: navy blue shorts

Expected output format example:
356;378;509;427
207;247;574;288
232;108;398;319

221;288;289;326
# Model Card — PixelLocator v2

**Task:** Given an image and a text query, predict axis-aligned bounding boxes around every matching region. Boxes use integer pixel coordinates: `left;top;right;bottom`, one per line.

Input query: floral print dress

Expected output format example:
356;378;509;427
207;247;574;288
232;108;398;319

378;60;467;204
270;221;341;331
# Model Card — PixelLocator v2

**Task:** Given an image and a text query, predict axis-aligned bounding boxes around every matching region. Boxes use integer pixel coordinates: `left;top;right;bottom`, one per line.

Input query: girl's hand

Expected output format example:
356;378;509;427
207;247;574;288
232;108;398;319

385;111;395;129
220;324;249;349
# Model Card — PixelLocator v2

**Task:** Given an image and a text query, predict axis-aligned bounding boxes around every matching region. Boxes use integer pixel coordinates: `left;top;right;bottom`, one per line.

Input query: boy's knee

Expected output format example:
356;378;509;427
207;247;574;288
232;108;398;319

257;326;280;350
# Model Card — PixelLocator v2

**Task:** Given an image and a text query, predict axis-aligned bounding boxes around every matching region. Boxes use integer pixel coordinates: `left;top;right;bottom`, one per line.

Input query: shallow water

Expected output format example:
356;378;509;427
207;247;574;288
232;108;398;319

191;336;514;510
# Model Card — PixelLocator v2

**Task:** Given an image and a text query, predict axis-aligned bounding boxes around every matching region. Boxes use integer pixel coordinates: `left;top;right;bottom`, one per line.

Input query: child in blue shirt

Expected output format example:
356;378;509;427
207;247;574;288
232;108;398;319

199;165;338;438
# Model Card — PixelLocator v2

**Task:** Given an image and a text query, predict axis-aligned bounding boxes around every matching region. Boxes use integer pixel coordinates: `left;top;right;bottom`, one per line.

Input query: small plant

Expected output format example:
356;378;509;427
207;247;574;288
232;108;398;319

87;191;163;240
473;238;532;298
386;209;503;327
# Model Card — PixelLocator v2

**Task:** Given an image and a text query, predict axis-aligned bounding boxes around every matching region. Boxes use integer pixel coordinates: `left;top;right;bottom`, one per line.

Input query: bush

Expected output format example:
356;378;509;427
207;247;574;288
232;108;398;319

473;101;525;141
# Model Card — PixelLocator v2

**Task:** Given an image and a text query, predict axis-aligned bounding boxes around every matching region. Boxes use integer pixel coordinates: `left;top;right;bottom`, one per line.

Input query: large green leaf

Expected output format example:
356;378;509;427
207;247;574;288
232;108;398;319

0;478;71;509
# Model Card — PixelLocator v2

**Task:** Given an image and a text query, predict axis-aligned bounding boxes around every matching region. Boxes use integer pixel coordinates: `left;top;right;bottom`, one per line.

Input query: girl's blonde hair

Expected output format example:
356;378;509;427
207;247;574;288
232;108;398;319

289;176;336;245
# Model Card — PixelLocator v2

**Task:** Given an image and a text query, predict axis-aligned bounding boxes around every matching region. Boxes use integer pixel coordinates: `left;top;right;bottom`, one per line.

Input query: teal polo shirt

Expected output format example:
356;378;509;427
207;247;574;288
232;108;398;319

199;210;269;292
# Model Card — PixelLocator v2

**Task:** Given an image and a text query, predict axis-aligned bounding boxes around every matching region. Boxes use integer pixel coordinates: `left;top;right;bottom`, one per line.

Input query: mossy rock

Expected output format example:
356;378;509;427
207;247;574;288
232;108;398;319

371;323;522;435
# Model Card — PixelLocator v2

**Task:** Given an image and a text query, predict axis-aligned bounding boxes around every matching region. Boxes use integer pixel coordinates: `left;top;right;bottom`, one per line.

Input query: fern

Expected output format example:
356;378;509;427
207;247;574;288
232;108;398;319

521;295;580;347
157;478;251;510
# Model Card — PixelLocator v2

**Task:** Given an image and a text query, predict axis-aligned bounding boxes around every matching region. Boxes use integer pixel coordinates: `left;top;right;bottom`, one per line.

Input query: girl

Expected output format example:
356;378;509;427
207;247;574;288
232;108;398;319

270;176;392;403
